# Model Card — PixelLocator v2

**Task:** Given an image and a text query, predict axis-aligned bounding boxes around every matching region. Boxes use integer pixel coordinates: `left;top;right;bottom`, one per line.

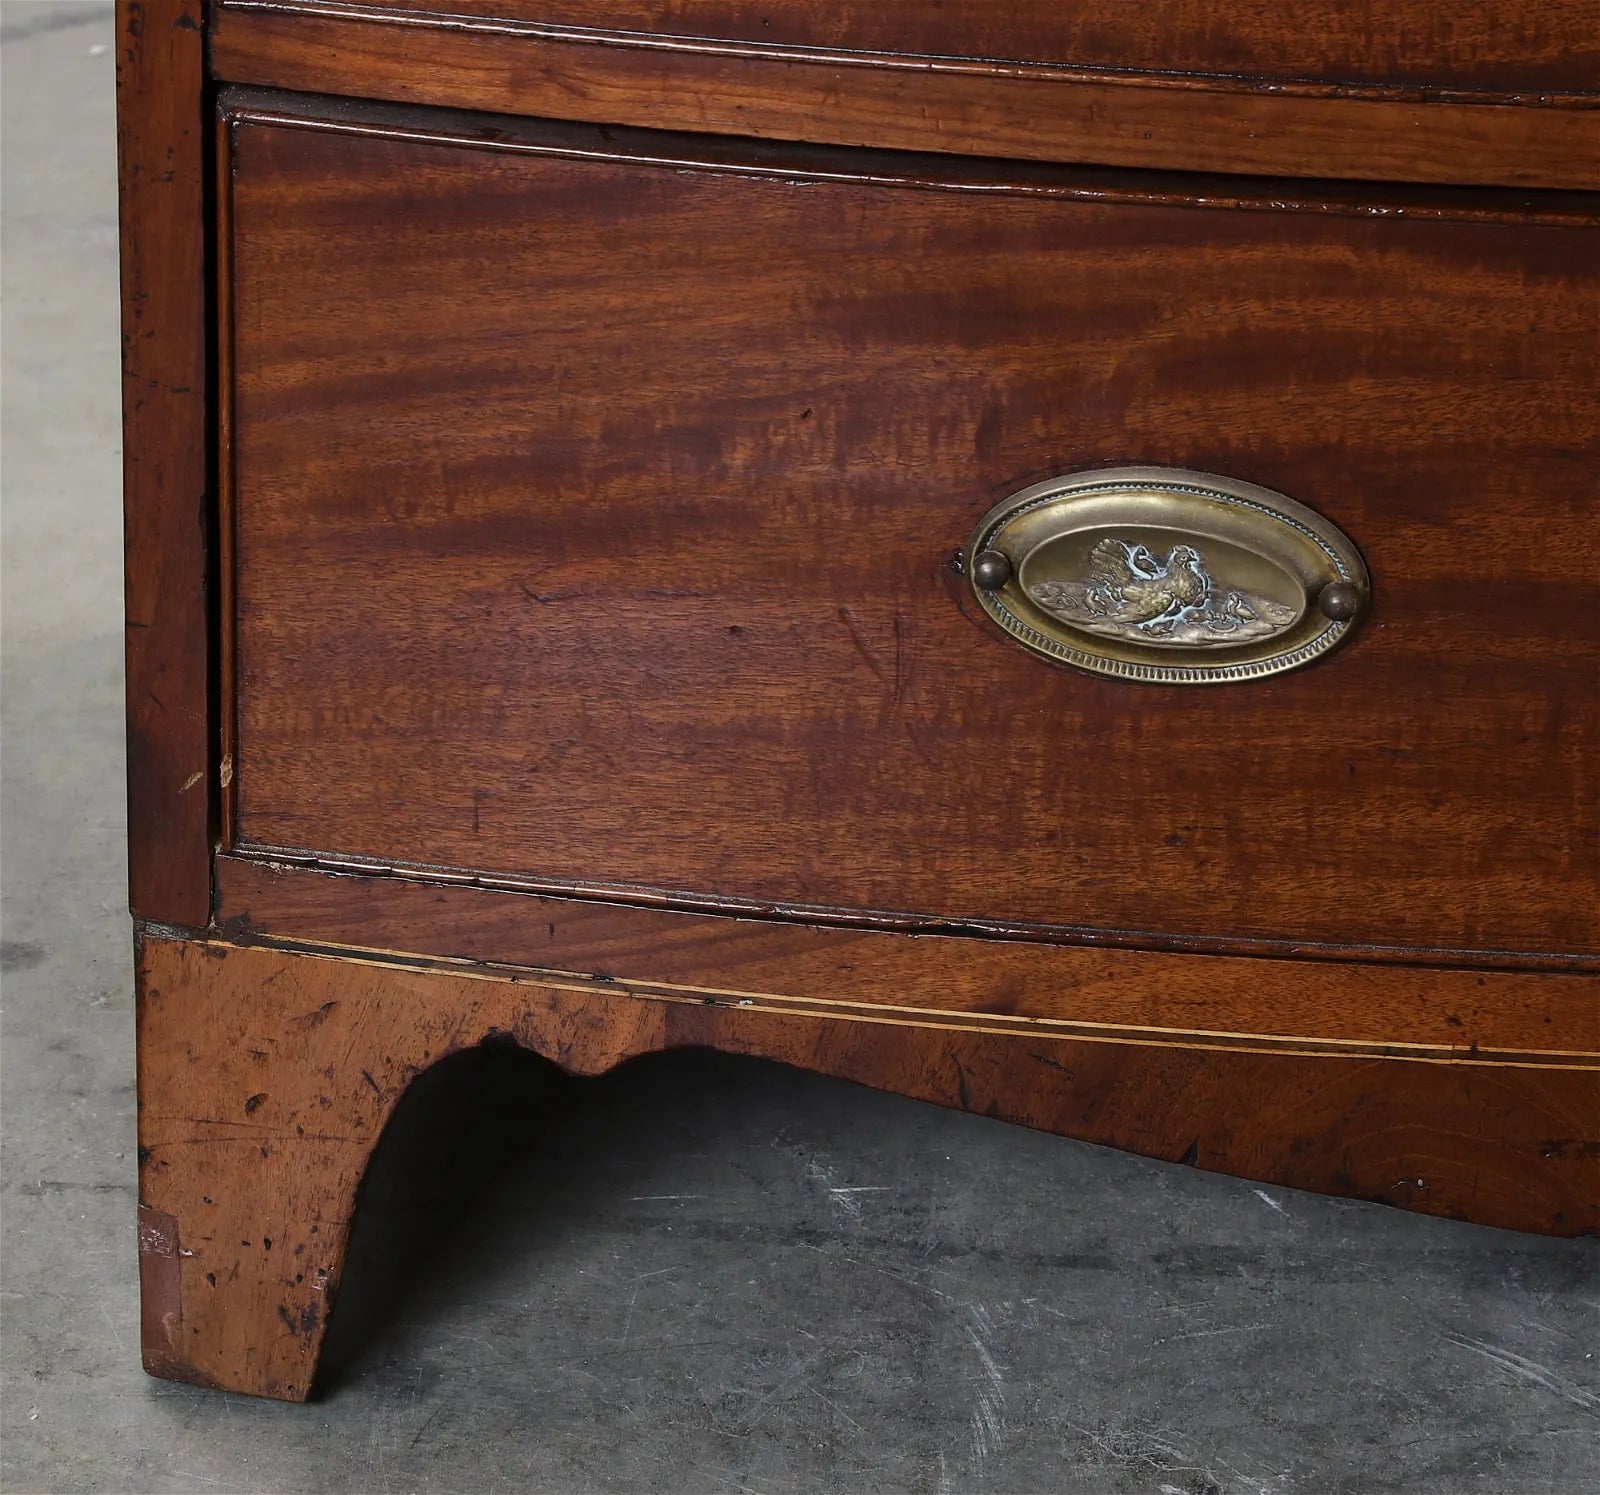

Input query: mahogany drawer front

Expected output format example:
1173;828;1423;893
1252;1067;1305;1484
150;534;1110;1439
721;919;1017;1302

222;100;1600;961
314;0;1600;96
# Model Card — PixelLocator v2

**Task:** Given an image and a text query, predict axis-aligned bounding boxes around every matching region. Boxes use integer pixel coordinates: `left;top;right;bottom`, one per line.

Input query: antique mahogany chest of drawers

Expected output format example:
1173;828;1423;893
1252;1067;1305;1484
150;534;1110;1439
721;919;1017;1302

120;0;1598;1398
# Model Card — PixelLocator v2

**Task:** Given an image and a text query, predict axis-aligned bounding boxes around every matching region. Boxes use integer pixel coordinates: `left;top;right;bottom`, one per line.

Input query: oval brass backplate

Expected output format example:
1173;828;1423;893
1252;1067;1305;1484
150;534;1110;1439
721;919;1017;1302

966;467;1368;685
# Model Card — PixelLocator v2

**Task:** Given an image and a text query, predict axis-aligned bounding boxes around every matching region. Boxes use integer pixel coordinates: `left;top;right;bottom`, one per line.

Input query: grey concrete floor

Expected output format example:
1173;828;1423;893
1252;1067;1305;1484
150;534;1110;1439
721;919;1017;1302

2;4;1597;1490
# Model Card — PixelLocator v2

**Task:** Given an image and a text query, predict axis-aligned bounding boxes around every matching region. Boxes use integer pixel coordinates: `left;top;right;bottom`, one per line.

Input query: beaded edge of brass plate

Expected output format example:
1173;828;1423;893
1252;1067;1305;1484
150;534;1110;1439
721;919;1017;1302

966;467;1369;685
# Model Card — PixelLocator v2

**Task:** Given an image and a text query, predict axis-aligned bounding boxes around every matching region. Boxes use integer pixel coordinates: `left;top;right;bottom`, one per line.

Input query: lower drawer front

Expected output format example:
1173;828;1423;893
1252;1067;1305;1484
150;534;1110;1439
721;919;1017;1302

225;103;1599;958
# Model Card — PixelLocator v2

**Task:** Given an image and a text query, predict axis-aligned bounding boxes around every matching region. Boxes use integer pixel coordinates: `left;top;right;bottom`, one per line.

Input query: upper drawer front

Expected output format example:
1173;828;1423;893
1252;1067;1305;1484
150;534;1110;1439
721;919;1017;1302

361;0;1600;95
225;105;1600;960
208;8;1600;189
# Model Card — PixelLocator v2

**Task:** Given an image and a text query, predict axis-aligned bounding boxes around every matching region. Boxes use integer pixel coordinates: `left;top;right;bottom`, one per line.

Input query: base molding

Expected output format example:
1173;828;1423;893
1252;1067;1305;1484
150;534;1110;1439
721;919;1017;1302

136;932;1599;1400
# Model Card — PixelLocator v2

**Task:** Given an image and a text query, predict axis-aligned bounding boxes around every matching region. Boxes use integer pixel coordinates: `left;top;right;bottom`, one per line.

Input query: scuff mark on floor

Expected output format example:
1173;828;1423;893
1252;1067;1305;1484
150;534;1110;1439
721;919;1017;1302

966;1304;1009;1472
1444;1330;1600;1413
1252;1189;1291;1219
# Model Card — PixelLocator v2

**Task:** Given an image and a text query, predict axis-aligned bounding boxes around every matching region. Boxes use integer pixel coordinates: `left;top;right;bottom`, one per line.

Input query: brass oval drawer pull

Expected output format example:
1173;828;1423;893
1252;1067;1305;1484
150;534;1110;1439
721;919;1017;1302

966;466;1368;685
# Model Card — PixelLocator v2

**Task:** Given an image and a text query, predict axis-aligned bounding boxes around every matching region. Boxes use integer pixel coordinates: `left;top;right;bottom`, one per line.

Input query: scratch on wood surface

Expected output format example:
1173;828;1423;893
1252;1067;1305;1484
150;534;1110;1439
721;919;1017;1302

951;1054;973;1112
137;1203;224;1387
836;605;889;687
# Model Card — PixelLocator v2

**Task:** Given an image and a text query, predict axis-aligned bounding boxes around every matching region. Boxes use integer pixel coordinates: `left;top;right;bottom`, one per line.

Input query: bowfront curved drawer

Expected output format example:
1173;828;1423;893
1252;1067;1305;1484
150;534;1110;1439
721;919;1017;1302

211;0;1600;190
360;0;1600;95
221;94;1600;962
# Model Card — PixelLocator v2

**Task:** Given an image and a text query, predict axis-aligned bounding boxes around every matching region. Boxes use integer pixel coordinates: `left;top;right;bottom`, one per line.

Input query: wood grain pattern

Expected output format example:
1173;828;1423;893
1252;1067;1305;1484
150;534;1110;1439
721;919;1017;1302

336;0;1600;97
207;5;1600;190
216;843;1600;974
116;0;213;924
127;0;1600;1415
215;856;1600;1062
223;103;1600;960
136;933;1600;1399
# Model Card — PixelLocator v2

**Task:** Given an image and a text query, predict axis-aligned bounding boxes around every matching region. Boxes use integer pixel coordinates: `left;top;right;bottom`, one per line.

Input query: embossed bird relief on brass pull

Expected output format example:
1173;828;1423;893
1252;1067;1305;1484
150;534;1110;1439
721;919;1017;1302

965;467;1368;684
1030;538;1299;646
